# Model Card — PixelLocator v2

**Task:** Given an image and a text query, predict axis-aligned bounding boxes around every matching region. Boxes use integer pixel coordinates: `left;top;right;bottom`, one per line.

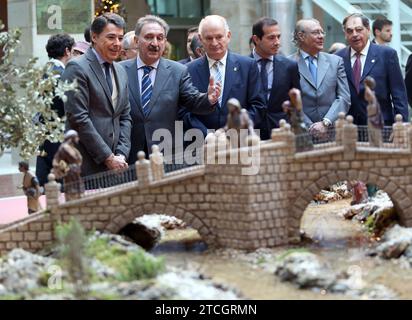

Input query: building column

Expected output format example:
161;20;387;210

300;0;313;18
387;0;401;60
262;0;297;56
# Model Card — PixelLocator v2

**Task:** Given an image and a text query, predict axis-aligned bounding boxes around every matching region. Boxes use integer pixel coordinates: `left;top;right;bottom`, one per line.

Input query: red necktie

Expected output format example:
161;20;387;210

352;53;361;93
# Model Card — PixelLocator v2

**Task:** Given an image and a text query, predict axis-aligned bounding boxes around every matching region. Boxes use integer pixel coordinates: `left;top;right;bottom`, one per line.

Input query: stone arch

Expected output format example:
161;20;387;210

288;170;412;241
103;203;216;246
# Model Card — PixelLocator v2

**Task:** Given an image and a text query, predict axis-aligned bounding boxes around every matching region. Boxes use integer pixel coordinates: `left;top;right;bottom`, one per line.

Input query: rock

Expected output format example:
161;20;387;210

156;269;241;300
89;258;117;280
274;252;336;289
0;249;55;295
373;225;412;259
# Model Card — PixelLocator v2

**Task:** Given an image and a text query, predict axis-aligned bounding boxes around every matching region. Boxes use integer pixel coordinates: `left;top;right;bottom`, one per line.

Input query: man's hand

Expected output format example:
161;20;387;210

207;76;222;105
309;121;328;138
104;153;128;171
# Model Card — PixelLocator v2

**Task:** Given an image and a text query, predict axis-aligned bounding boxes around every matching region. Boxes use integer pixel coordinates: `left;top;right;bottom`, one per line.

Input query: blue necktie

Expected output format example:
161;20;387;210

103;62;113;95
213;61;223;107
308;56;317;86
141;66;153;116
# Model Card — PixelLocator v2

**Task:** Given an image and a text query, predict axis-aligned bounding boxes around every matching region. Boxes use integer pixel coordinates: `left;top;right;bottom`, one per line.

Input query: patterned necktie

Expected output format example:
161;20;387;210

353;53;362;93
103;62;113;95
259;58;269;102
213;60;223;107
308;56;317;86
141;65;153;116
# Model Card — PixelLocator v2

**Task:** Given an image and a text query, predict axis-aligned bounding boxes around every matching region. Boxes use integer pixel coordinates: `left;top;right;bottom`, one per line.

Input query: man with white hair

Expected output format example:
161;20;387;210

120;31;138;60
179;15;266;137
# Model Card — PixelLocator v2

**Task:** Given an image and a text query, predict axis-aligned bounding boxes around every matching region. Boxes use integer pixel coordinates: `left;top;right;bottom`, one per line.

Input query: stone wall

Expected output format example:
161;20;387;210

0;212;53;255
2;116;412;253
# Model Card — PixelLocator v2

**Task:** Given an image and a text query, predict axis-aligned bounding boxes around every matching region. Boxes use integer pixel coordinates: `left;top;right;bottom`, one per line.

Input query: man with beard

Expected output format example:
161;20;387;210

250;17;301;139
120;15;221;164
290;19;350;138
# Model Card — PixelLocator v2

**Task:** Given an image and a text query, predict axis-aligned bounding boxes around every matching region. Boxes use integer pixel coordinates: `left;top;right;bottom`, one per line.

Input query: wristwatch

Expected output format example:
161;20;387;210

322;118;332;127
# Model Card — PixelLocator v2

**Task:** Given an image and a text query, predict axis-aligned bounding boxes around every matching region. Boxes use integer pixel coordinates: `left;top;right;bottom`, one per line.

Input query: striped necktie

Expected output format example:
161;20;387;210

141;65;153;116
213;60;223;107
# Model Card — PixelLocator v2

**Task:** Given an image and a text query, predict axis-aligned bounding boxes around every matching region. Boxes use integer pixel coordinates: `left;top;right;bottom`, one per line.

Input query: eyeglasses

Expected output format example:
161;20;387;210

306;30;326;37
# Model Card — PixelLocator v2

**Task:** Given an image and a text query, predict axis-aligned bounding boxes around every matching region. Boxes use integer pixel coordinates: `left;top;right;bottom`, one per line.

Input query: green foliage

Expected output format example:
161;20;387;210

120;250;165;281
0;22;76;159
55;218;90;299
276;248;310;261
86;235;165;281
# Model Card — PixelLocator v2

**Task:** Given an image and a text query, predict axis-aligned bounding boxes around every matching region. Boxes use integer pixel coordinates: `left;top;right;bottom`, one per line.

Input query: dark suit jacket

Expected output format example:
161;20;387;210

179;52;266;136
336;43;408;125
178;57;191;65
250;54;301;139
62;48;132;176
120;57;215;164
404;54;412;106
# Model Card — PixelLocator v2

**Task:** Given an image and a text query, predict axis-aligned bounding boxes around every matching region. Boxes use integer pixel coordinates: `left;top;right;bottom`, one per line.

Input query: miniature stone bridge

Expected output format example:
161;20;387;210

1;114;412;254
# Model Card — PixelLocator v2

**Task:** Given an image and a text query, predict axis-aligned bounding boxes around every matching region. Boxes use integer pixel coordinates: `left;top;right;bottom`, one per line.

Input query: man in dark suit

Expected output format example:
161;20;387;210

251;17;301;139
62;13;132;176
179;15;266;137
336;13;408;126
120;15;220;164
36;33;74;186
178;27;198;64
405;54;412;107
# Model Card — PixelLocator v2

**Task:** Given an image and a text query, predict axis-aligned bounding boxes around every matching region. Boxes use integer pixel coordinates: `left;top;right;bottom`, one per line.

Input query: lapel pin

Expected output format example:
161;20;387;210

371;59;375;63
234;67;238;72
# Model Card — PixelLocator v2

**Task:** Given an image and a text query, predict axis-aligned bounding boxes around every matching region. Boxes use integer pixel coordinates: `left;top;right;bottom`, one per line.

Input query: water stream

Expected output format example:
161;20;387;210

151;199;412;299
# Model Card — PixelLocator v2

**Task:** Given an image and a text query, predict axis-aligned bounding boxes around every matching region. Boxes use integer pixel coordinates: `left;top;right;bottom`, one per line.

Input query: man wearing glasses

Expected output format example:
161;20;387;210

120;31;138;61
290;19;350;138
336;13;408;126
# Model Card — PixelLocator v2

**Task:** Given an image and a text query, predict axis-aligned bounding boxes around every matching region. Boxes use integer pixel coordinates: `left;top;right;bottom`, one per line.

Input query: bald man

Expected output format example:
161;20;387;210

179;15;266;137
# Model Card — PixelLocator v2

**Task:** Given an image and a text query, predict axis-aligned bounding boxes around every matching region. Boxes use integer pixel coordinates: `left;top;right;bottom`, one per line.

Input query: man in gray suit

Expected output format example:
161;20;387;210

62;13;132;176
120;15;220;164
290;19;350;137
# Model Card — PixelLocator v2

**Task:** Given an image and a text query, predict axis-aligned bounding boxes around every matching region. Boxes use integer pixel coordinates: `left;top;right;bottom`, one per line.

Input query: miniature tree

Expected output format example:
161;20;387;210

56;218;90;299
0;22;76;159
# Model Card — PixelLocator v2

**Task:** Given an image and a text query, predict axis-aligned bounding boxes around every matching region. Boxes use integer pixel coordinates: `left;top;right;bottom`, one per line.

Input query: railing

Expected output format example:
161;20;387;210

295;126;337;152
357;125;409;148
295;124;410;153
62;150;204;202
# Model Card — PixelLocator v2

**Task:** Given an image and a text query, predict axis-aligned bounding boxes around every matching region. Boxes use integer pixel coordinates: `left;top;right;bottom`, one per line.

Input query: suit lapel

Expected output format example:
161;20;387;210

361;44;378;82
146;58;171;117
268;56;280;105
125;59;144;117
316;53;330;88
86;49;114;110
195;56;210;91
297;53;316;88
222;52;238;106
343;47;355;89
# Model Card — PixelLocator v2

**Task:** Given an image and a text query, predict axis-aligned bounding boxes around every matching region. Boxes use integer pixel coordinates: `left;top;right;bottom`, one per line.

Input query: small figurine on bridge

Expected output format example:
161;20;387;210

18;161;41;214
218;97;259;148
52;130;84;201
283;88;313;151
364;76;384;147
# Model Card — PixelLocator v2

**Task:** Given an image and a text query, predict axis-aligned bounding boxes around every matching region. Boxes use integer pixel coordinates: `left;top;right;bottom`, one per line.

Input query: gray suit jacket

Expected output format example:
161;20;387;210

62;48;132;176
290;51;350;126
120;57;215;164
